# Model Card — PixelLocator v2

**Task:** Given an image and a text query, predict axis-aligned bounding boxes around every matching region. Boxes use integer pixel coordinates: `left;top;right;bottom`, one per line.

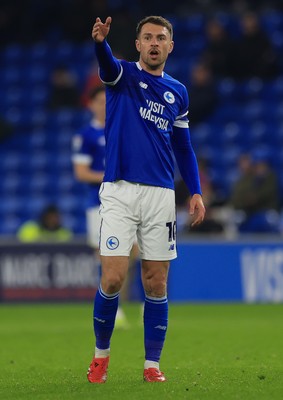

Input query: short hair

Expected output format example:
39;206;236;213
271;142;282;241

88;86;105;101
136;16;173;39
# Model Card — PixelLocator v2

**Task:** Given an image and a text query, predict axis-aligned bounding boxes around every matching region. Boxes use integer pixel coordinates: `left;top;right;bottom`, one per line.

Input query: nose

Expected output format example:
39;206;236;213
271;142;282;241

150;37;159;46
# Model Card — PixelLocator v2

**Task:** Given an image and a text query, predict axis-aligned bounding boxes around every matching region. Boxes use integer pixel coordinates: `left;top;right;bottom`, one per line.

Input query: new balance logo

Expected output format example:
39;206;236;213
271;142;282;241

168;244;175;251
139;81;148;89
94;317;106;323
154;325;167;330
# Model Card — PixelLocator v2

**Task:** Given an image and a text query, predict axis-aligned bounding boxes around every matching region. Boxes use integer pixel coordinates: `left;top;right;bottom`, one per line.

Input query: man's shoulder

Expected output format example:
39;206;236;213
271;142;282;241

163;71;187;91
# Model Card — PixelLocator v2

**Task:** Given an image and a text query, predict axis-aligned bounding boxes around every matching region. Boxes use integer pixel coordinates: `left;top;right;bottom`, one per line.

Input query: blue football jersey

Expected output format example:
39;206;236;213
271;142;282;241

72;120;105;207
103;61;189;190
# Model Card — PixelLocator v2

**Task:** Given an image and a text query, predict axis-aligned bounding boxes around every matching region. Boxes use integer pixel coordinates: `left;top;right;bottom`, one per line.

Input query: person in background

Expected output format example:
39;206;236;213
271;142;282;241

201;18;235;78
233;12;279;80
230;153;280;233
17;204;72;242
72;86;136;329
188;62;218;126
48;64;80;109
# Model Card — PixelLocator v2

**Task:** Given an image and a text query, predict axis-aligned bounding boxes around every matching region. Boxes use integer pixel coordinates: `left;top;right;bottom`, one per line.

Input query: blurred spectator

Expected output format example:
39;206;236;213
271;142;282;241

233;12;279;80
48;64;80;109
201;19;235;78
176;158;224;234
188;62;218;126
230;153;254;210
0;116;14;141
80;61;104;107
230;153;280;233
17;204;73;242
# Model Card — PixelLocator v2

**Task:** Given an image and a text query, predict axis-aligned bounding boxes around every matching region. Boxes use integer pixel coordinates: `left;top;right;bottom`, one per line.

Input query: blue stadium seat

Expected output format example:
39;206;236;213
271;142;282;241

2;67;22;86
24;196;49;217
3;44;25;63
220;122;247;147
62;212;86;234
261;12;283;34
28;42;50;62
25;65;50;85
0;215;22;235
191;123;215;147
249;121;275;146
221;146;242;169
28;152;51;171
53;41;77;64
0;197;23;214
265;76;283;99
4;87;24;108
29;86;49;106
28;173;53;193
173;15;205;38
241;78;264;99
1;173;26;194
57;194;81;213
217;79;238;101
1;152;22;171
79;41;95;62
271;31;283;51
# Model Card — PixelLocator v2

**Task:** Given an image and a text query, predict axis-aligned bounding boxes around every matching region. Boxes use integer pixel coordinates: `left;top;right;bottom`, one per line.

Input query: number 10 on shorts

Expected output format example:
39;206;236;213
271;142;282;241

166;221;176;242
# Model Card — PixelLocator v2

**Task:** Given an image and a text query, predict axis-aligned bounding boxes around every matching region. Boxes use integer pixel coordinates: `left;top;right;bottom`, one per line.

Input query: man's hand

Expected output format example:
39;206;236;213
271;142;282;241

189;194;206;227
92;16;112;43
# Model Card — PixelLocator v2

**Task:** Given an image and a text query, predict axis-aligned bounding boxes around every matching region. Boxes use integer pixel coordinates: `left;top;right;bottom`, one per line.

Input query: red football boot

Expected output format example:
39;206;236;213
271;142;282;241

87;356;110;383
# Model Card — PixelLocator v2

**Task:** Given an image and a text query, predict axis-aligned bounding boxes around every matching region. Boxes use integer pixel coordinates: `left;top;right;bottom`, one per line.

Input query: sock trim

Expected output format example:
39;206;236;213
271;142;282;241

145;295;168;304
99;285;120;300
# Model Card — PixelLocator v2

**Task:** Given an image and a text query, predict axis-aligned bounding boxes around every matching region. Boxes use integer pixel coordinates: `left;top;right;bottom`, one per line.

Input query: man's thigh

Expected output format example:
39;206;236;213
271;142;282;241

138;186;177;261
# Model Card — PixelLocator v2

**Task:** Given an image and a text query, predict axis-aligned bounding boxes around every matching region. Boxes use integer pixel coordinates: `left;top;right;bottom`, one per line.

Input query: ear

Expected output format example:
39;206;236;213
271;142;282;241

135;39;141;53
168;40;174;54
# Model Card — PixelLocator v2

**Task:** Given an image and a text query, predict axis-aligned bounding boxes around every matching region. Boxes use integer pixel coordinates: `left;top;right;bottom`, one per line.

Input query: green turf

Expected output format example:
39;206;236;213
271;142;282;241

0;303;283;400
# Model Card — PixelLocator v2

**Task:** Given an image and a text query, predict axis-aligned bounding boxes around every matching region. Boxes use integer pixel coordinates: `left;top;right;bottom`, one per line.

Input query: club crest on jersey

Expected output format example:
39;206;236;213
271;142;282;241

106;236;119;250
163;91;175;104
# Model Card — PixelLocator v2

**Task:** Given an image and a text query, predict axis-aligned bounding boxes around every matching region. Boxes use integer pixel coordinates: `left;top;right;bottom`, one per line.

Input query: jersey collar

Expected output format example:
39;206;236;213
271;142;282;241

136;62;164;77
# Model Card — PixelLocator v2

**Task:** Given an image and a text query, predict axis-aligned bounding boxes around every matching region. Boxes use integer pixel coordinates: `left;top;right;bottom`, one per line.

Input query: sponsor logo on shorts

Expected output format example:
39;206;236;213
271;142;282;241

106;236;119;250
168;244;175;251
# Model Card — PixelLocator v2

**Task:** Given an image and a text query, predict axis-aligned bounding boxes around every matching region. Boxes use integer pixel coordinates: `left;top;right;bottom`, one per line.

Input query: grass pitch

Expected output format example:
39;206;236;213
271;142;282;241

0;303;282;400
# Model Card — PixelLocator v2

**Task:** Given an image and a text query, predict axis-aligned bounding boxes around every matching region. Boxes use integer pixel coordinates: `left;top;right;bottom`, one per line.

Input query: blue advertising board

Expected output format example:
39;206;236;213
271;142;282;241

168;241;283;303
0;240;283;302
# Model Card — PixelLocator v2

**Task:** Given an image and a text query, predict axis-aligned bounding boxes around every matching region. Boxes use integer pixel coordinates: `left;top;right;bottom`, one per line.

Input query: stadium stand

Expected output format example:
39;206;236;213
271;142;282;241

0;1;283;236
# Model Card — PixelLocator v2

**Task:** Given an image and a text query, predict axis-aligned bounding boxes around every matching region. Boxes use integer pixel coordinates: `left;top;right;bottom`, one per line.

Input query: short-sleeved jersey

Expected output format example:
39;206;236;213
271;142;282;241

103;61;189;190
72;120;105;208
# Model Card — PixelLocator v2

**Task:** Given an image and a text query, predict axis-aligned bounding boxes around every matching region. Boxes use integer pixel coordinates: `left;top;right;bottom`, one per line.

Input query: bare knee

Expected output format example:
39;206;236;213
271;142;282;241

100;256;129;294
101;275;122;294
142;261;169;297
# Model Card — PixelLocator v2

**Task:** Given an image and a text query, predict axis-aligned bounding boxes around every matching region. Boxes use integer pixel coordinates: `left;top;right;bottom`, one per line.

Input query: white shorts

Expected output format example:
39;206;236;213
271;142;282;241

99;180;177;261
86;206;101;248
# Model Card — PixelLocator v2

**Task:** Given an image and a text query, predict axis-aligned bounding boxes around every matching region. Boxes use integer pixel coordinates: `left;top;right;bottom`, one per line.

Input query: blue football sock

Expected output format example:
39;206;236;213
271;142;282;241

144;295;168;362
93;285;119;350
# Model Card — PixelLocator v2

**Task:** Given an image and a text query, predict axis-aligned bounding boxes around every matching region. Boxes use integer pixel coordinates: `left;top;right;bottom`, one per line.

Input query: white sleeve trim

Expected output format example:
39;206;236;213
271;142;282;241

99;63;123;86
72;154;92;164
176;111;188;120
173;120;189;128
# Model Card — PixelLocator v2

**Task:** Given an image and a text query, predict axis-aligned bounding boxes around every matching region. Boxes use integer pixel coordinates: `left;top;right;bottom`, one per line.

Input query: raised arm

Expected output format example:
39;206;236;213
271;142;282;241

92;17;121;84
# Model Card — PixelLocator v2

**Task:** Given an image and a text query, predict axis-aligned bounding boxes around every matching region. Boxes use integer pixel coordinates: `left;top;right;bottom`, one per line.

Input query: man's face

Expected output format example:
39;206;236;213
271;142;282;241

135;23;174;72
88;91;106;121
